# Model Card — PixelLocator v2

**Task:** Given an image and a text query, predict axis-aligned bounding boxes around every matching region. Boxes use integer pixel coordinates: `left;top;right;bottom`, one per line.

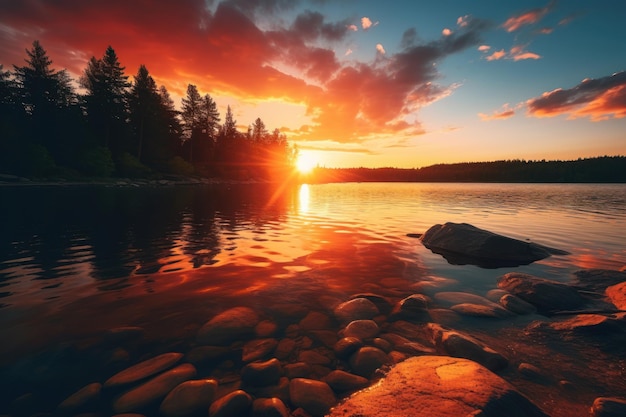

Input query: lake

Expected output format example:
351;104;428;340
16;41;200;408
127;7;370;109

1;182;625;415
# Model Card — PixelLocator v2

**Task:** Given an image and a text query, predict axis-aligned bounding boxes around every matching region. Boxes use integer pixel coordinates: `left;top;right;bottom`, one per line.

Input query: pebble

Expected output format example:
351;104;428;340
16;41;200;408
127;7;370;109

500;294;537;315
159;379;218;417
241;358;282;387
255;320;279;337
112;363;197;413
252;397;290;417
284;362;312;379
208;389;253;417
185;346;229;367
104;352;184;389
343;320;380;340
289;378;337;417
275;338;296;360
323;370;370;392
242;338;278;362
57;382;101;413
349;347;390;378
333;337;363;358
333;298;380;324
450;303;512;318
197;307;260;346
298;350;332;366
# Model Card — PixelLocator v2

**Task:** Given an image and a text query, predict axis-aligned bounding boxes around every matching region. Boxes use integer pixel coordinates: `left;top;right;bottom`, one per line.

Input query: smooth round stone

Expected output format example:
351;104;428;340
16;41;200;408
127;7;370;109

372;338;392;353
275;338;296;360
197;307;260;346
349;347;390;378
392;294;430;319
289;378;337;417
57;382;101;413
284;362;312;379
349;293;394;314
500;294;537;315
486;289;509;302
497;272;584;313
334;337;364;358
209;390;252;417
104;352;184;389
159;379;218;417
252;397;290;417
242;338;278;362
241;358;282;387
323;370;369;392
255;320;279;337
113;363;197;413
334;298;379;324
299;311;334;331
343;320;379;340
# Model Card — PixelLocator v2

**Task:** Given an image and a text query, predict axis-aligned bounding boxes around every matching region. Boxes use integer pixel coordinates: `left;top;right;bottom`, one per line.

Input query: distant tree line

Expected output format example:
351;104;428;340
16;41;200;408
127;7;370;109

306;156;626;183
0;41;297;180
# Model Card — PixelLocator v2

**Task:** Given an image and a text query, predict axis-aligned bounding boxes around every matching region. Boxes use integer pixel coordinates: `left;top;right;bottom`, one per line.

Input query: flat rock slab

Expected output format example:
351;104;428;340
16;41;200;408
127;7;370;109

416;222;567;268
328;356;549;417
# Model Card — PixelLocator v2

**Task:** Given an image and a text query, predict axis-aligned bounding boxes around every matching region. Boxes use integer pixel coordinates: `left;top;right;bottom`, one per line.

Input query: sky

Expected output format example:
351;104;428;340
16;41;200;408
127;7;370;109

0;0;625;168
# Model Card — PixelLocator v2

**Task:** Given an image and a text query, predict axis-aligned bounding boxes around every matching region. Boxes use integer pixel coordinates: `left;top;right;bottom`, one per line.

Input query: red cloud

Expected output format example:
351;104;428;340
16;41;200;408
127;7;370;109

0;0;488;144
527;72;626;121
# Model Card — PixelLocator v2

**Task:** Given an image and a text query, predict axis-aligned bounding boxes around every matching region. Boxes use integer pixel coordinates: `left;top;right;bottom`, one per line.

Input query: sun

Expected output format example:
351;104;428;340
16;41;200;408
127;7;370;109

296;151;317;174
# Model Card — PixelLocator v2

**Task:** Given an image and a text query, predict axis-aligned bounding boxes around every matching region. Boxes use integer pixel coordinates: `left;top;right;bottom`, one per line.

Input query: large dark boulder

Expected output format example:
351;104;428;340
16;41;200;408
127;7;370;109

414;222;567;268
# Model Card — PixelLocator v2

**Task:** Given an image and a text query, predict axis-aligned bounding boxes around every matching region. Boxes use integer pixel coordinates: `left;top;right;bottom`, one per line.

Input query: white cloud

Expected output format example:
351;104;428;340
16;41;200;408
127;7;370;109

347;24;358;32
457;15;470;27
361;16;378;30
345;48;353;56
376;43;385;54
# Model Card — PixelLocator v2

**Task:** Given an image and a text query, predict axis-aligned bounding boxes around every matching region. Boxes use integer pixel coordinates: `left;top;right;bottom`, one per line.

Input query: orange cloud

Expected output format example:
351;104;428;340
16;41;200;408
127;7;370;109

527;71;626;121
478;45;491;52
485;46;540;61
442;28;452;36
502;1;553;32
376;43;386;54
0;0;489;146
486;49;506;61
478;109;515;121
361;17;378;30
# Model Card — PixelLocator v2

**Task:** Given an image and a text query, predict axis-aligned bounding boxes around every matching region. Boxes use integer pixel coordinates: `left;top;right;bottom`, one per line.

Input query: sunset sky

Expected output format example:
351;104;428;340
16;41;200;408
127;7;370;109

1;0;625;168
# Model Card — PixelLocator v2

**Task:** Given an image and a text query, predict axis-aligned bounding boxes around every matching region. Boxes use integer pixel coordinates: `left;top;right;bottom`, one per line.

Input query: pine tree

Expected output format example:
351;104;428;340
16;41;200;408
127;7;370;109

181;84;203;163
81;46;130;155
128;65;160;162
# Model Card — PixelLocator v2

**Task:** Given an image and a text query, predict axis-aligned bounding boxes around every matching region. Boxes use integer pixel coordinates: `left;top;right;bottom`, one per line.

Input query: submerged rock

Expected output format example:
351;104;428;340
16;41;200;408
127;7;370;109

208;389;252;417
159;379;218;417
327;356;549;417
497;272;584;313
606;281;626;309
416;222;567;268
333;298;380;324
427;323;507;371
104;352;184;389
197;307;260;346
289;378;337;417
252;397;290;417
323;370;370;392
112;363;197;413
57;382;101;413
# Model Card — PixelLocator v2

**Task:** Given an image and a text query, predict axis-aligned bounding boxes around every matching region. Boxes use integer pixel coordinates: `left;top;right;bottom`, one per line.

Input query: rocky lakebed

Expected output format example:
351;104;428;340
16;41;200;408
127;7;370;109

1;223;625;417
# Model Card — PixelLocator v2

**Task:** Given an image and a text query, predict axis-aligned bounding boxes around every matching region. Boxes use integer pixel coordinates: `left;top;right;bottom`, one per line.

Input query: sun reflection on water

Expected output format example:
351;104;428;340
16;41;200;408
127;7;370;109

298;183;310;214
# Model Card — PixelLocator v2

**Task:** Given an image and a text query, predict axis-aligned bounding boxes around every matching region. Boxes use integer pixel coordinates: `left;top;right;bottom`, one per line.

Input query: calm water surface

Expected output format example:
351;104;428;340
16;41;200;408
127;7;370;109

1;182;625;356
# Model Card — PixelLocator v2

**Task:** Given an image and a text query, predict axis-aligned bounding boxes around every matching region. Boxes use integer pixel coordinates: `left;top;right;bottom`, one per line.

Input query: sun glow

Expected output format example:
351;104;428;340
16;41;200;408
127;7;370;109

296;151;317;174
